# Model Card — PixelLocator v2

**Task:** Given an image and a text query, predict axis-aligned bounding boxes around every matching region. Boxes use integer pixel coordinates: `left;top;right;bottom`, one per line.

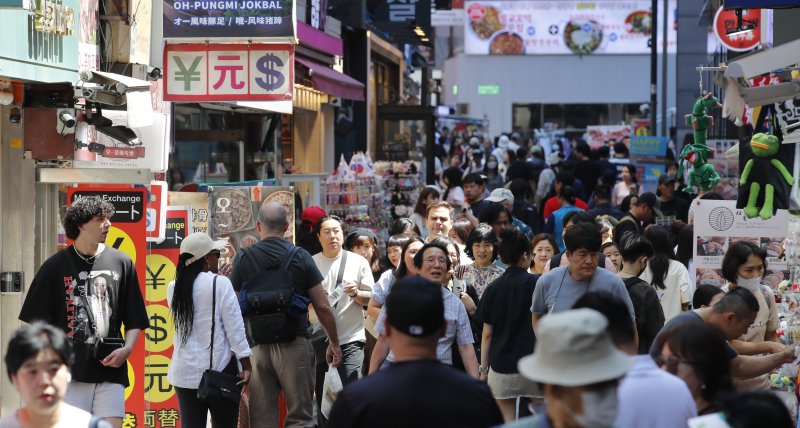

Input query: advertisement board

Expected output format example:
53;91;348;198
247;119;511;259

163;0;295;39
464;0;676;55
164;43;294;102
585;124;632;149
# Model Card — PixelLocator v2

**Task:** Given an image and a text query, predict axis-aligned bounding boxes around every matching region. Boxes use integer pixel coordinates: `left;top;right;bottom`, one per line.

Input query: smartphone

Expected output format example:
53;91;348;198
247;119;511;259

452;278;466;296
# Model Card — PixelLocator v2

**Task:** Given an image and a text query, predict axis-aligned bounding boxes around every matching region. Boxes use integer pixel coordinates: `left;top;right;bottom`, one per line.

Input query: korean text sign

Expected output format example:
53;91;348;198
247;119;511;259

163;0;295;38
164;43;293;102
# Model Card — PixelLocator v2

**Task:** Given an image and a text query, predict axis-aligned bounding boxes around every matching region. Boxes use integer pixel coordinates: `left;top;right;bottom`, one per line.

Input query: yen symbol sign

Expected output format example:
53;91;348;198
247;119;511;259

173;56;202;91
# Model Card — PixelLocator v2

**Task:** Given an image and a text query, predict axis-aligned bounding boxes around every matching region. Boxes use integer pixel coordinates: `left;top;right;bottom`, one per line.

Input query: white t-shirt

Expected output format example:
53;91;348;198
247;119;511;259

640;260;693;322
445;186;465;211
0;404;95;428
313;250;374;345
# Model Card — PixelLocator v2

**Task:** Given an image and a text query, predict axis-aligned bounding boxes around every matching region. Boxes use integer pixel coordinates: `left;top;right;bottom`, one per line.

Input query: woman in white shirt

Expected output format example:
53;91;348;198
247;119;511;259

639;225;692;322
167;233;252;428
721;241;782;391
612;164;639;208
442;166;466;214
409;187;441;238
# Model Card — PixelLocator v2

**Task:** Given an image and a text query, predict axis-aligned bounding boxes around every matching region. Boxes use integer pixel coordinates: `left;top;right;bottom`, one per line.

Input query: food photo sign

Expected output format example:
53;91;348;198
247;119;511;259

694;200;788;290
464;0;676;55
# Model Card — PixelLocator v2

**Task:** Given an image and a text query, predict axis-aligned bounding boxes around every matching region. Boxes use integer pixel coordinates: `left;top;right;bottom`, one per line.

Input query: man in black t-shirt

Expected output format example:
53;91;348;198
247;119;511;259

231;202;342;427
656;174;690;223
19;196;149;427
327;277;503;427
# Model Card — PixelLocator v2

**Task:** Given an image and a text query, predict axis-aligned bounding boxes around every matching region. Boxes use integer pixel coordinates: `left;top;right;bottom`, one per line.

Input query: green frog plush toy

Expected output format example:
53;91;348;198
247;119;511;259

739;133;794;219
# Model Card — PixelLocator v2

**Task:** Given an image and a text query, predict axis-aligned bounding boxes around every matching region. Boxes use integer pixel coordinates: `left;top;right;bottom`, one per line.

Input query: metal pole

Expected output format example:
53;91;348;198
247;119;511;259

650;0;658;136
661;0;668;138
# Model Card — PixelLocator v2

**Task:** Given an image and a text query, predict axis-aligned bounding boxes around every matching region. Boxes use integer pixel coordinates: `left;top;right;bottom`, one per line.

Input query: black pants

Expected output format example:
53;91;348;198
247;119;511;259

175;358;240;428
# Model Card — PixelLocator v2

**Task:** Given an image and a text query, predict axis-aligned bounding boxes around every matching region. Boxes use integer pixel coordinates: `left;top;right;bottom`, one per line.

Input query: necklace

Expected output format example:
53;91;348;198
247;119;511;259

73;246;97;264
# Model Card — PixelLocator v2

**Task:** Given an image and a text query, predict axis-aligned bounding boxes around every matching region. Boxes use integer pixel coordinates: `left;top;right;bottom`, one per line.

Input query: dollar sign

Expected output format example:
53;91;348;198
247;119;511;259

147;314;169;344
255;54;285;91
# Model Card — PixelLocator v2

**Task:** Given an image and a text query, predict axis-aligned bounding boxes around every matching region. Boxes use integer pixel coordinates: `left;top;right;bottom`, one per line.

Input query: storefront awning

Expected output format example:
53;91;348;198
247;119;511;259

295;57;365;101
297;21;344;57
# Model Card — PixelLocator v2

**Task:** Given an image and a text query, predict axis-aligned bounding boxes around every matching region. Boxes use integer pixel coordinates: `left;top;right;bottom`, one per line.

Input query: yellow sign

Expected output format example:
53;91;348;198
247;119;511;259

106;227;137;263
144;354;176;403
145;304;174;354
34;0;74;36
145;254;176;303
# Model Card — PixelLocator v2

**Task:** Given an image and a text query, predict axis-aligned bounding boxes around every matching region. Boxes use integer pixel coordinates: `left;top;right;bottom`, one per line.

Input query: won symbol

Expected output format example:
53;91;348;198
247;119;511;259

255;54;285;91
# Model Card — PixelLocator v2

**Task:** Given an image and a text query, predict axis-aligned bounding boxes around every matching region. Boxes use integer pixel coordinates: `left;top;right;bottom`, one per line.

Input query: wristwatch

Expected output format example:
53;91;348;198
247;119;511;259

479;365;489;374
349;290;358;298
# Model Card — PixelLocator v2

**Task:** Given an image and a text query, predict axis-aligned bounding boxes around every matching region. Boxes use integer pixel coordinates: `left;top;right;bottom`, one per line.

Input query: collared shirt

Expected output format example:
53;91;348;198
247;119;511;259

615;355;697;428
371;269;394;306
376;287;474;364
167;272;252;389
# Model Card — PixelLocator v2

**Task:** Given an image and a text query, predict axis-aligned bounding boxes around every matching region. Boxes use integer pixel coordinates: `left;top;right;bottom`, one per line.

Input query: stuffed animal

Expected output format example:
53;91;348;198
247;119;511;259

739;133;794;219
679;93;722;193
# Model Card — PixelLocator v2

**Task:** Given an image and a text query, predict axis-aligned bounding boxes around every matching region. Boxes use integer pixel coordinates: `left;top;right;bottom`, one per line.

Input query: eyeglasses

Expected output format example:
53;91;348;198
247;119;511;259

424;258;448;266
655;356;693;374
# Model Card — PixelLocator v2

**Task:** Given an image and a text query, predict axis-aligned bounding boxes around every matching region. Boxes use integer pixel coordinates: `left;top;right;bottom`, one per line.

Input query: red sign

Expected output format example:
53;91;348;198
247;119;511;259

101;147;146;159
147;181;168;242
713;8;761;52
164;43;294;102
67;186;148;426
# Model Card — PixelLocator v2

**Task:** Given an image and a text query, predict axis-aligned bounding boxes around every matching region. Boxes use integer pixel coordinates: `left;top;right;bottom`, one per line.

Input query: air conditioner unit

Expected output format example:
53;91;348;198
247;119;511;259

457;103;469;116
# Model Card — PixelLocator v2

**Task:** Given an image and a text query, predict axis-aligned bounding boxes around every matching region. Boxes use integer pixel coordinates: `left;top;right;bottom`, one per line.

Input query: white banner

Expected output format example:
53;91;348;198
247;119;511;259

693;200;788;290
464;0;677;55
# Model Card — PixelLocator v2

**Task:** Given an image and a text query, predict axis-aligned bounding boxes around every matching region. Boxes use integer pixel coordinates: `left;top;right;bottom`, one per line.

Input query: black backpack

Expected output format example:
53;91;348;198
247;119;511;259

550;252;606;270
238;246;303;345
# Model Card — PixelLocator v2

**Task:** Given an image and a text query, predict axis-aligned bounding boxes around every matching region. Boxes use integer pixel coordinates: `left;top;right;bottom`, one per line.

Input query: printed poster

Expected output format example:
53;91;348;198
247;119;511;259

693;200;788;290
168;191;210;235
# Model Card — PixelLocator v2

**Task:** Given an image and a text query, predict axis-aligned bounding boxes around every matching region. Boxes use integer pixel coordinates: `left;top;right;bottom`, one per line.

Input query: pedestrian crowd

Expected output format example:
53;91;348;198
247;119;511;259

3;131;797;428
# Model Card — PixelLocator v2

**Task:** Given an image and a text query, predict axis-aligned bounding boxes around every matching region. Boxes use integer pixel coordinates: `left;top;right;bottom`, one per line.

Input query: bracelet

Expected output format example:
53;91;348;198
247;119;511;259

479;365;489;374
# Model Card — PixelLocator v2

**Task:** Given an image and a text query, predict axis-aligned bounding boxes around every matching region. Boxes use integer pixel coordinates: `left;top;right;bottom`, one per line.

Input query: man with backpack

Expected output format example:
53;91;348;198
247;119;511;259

231;202;341;427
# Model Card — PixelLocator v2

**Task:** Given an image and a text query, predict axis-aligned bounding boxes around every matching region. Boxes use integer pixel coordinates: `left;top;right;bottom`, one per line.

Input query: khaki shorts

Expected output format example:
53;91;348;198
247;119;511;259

488;369;542;400
64;381;125;418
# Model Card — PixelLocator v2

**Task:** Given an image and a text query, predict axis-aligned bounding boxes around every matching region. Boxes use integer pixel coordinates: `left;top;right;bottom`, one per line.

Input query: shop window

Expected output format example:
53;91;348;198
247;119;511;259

374;59;399;105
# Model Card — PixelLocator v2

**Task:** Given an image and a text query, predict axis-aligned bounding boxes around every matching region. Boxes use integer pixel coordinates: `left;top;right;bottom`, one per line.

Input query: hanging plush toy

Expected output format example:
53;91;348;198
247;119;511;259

739;133;794;220
678;93;722;193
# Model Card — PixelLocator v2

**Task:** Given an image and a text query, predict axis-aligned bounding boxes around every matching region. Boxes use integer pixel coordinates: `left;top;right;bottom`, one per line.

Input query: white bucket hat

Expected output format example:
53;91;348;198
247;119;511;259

518;309;632;387
486;188;514;205
180;232;228;266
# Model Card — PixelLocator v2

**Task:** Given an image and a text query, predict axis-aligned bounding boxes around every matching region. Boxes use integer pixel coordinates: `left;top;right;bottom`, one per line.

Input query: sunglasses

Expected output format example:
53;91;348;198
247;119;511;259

655;356;693;374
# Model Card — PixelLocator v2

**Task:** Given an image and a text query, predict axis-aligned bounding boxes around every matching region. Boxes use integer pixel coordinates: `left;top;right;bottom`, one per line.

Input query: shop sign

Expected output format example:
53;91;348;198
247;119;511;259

307;0;327;30
162;0;295;39
713;8;760;52
585;124;633;149
34;0;75;35
71;190;146;223
632;119;649;136
629;136;666;158
464;0;677;55
477;84;499;95
373;0;432;39
147;181;168;242
433;9;465;27
164;43;293;102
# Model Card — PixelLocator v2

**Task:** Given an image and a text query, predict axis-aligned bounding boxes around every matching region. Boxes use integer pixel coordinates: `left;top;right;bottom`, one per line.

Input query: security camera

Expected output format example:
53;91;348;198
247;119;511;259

147;67;162;81
57;108;76;134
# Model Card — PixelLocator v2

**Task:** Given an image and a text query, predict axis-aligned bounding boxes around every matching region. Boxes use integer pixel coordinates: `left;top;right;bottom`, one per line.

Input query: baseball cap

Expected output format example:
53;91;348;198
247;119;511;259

637;192;663;217
530;145;544;156
547;152;564;167
301;206;327;226
385;277;445;338
486;188;514;204
518;309;632;386
180;232;228;266
658;174;677;186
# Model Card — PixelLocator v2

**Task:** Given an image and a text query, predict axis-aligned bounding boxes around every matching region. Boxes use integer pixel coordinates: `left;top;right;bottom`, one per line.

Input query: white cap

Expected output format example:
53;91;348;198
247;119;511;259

180;232;228;266
486;188;514;204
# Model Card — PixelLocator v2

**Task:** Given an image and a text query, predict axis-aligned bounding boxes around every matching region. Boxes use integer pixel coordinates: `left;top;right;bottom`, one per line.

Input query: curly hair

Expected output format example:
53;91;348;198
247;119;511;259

64;196;115;240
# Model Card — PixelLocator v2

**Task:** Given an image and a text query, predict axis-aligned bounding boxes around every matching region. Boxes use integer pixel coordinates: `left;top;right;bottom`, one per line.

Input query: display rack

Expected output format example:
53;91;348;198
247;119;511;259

323;176;387;233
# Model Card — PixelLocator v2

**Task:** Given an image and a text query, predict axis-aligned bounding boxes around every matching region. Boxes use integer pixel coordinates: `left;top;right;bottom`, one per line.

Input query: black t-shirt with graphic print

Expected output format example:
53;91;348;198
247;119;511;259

19;245;149;387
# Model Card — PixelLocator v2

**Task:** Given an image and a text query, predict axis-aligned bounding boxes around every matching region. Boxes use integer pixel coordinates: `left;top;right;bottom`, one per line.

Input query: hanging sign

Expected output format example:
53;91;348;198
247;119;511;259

162;0;295;39
713;8;761;52
164;43;294;102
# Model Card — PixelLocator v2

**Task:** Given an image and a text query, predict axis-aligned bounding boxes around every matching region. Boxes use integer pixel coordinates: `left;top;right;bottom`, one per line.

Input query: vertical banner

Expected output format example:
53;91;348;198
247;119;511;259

67;186;148;427
693;200;788;289
144;207;192;428
147;181;168;242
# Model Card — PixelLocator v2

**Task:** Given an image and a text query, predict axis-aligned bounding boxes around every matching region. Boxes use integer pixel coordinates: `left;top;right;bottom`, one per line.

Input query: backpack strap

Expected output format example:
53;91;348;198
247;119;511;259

209;275;217;370
550;253;562;270
282;246;301;271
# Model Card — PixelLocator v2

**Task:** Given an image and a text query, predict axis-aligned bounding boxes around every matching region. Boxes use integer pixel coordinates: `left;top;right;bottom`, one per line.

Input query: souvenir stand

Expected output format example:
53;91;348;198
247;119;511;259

323;152;388;241
373;159;423;243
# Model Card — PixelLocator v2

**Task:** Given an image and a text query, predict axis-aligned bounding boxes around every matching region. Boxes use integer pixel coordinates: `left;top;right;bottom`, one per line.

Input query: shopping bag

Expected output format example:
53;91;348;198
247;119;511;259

320;365;343;419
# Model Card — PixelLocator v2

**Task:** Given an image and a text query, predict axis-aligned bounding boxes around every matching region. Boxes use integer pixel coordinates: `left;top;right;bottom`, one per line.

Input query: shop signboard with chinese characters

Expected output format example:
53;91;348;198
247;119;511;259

464;0;677;55
144;207;192;428
66;186;148;427
164;43;294;102
163;0;294;38
168;191;210;234
693;200;788;290
713;7;761;52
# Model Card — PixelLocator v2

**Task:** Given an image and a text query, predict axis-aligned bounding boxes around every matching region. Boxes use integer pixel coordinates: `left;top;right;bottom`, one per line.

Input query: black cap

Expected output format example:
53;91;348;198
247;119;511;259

658;174;676;185
637;192;663;217
386;277;444;338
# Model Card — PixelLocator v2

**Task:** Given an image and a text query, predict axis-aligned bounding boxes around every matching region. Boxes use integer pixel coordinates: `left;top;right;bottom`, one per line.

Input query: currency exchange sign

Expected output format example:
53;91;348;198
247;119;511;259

163;43;294;102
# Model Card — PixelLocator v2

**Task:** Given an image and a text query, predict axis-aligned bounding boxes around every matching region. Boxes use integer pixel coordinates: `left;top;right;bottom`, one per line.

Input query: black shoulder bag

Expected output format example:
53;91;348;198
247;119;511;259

197;276;242;403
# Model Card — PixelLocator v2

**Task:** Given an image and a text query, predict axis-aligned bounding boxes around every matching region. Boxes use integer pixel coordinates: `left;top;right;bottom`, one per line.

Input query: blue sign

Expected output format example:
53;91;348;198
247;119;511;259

630;136;668;157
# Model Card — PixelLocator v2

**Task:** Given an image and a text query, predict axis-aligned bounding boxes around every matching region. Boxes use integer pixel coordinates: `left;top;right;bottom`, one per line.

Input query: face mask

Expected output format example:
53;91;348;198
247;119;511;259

561;385;619;428
737;275;762;292
443;143;451;153
487;161;498;169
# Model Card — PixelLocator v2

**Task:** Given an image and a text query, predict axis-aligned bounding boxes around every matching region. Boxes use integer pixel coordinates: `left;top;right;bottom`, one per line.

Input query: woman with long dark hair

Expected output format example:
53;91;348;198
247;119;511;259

167;233;252;427
409;187;441;238
613;164;639;208
639;225;692;322
441;166;465;213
